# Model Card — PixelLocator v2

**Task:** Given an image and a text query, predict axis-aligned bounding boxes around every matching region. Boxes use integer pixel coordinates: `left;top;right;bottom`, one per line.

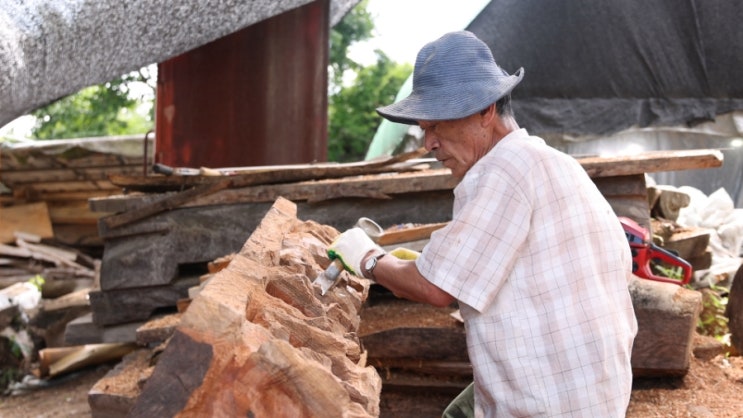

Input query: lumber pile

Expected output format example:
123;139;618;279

0;230;97;298
89;197;382;417
81;149;442;332
79;149;720;334
0;135;152;248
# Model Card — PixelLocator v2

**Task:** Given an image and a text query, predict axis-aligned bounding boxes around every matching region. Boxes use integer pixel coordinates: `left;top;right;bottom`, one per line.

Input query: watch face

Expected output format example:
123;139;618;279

365;257;376;271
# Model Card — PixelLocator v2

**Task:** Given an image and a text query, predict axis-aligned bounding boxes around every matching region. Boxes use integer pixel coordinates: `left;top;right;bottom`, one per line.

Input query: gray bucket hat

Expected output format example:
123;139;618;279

377;30;524;125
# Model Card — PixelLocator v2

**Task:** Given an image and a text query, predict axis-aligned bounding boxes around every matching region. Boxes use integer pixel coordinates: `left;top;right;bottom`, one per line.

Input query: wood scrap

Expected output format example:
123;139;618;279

0;235;96;300
42;342;138;378
649;185;691;221
88;348;155;418
135;313;181;345
685;250;713;272
662;228;712;262
0;202;54;244
42;288;91;312
29;295;92;348
106;197;382;418
651;218;712;262
629;276;702;377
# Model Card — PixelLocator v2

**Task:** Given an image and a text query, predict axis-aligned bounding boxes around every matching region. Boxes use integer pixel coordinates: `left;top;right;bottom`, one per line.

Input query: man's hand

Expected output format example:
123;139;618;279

328;227;384;277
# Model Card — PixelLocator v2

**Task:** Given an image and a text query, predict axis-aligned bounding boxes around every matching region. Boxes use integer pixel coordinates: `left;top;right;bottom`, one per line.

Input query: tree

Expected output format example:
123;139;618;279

328;0;375;93
31;68;155;140
328;52;412;162
326;0;413;162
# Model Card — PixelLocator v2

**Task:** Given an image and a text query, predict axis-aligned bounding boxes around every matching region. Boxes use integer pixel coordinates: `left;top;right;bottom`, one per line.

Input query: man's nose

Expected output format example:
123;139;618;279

424;132;439;151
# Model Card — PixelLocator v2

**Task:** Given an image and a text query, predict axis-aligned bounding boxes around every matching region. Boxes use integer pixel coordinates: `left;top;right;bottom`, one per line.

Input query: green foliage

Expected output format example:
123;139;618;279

0;364;22;391
696;284;730;342
328;53;411;162
28;275;45;292
31;70;154;140
0;337;24;391
329;0;374;92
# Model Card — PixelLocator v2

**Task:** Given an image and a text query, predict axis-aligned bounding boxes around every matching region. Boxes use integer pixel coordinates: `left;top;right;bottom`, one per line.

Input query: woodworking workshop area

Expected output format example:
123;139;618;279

1;138;743;417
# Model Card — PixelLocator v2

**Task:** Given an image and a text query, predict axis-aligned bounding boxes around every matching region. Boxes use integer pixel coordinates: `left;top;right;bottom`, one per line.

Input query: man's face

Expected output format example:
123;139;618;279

419;113;491;179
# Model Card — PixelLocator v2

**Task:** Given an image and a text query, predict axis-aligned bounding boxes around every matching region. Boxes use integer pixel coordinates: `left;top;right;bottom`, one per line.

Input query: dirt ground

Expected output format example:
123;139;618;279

0;341;741;418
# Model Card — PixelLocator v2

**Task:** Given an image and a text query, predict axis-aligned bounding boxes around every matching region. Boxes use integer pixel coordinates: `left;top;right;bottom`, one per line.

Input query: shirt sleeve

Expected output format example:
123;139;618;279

416;165;532;312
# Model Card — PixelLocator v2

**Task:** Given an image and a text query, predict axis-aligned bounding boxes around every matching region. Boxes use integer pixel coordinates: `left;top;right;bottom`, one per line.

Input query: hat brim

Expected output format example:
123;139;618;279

377;68;524;125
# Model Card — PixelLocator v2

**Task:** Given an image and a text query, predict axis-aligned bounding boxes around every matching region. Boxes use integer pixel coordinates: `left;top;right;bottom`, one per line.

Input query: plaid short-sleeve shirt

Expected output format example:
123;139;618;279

417;129;637;417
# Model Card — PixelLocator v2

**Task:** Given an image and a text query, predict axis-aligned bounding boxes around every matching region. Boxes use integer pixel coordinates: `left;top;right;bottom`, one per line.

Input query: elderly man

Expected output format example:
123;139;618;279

330;31;637;417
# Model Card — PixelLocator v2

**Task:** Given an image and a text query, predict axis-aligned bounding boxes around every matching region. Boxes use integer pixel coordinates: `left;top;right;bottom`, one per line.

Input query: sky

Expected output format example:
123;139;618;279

348;0;491;66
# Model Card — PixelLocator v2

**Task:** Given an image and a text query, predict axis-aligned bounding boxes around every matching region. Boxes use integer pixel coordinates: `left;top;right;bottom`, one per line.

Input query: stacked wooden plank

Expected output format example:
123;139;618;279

82;149;443;330
77;149;721;330
0;135;153;248
0;229;97;299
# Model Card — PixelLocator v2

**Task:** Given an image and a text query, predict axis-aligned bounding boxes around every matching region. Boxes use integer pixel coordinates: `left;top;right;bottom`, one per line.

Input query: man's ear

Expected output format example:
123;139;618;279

479;103;496;126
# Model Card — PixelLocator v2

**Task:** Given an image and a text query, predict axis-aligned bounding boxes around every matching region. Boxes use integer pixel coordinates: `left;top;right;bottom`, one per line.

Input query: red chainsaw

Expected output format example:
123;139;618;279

619;216;692;286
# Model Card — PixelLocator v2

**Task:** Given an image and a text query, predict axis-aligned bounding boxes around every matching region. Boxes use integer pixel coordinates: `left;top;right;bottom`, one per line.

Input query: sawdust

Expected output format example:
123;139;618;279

0;344;741;418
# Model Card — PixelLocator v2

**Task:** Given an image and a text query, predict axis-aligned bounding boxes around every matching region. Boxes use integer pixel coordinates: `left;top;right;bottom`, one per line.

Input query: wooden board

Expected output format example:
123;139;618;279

1;152;144;173
1;165;143;185
360;297;466;361
579;149;723;178
662;228;712;260
48;200;110;225
64;314;144;346
11;179;118;195
89;277;198;326
92;169;458;215
0;202;54;243
108;148;429;192
592;174;651;229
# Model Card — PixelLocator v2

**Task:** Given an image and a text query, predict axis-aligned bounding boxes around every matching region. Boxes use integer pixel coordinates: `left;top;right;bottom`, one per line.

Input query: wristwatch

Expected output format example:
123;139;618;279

363;253;386;280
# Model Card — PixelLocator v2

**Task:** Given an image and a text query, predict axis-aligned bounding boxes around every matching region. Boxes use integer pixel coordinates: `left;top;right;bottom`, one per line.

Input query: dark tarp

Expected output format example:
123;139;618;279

467;0;743;137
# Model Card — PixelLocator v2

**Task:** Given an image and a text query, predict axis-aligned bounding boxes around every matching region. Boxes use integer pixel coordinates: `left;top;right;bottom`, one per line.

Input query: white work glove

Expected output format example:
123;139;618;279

328;227;384;277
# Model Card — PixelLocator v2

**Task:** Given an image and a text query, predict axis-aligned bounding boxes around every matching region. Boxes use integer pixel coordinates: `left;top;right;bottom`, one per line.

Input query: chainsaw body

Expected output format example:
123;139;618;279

619;217;693;285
